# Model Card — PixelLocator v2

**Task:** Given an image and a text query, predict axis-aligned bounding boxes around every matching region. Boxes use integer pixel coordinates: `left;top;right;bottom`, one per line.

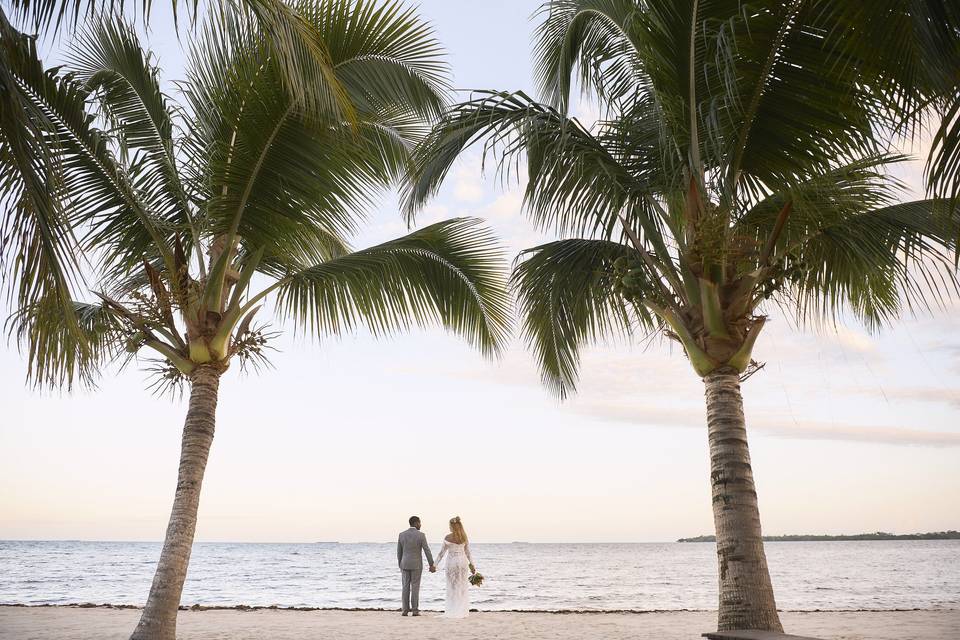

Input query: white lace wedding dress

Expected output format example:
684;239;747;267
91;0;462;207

435;539;475;618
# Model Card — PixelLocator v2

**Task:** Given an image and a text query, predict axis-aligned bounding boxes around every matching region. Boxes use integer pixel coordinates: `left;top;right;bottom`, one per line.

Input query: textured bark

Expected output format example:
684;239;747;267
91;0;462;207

704;370;783;632
130;366;222;640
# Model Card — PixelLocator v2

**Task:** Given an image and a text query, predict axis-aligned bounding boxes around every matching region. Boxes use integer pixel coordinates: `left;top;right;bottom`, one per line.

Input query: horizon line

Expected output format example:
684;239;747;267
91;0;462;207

0;538;682;545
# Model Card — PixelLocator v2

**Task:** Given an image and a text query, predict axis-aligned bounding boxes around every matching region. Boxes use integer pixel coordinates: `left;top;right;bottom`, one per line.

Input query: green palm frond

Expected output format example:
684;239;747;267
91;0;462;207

751;2;960;209
810;0;960;122
773;200;957;330
402;90;549;221
404;90;668;236
265;218;511;357
0;18;81;322
533;0;646;112
928;96;960;213
69;18;198;244
189;2;447;261
532;0;915;201
512;238;652;397
2;17;177;286
191;71;365;247
224;0;356;122
709;2;880;195
736;154;909;252
190;71;396;255
4;0;144;31
311;0;450;120
7;298;125;388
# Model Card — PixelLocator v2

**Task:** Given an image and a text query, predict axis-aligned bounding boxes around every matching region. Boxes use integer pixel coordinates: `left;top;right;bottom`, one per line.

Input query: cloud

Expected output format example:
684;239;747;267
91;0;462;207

571;399;960;447
845;385;960;409
559;347;960;447
825;326;876;353
452;159;485;203
396;337;960;448
483;191;524;220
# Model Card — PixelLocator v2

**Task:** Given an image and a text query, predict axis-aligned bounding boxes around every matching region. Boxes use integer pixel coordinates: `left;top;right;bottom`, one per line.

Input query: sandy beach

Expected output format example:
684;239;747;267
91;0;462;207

1;606;958;640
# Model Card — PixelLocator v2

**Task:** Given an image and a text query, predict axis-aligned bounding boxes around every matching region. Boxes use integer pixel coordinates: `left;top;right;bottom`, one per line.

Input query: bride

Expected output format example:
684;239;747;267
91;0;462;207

434;516;477;618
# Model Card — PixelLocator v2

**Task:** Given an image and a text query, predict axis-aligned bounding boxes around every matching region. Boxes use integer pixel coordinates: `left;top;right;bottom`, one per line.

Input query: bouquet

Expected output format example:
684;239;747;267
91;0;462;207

468;572;484;587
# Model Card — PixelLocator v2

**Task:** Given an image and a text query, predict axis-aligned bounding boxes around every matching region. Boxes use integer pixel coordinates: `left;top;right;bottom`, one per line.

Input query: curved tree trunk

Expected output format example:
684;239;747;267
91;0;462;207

130;365;222;640
703;370;783;632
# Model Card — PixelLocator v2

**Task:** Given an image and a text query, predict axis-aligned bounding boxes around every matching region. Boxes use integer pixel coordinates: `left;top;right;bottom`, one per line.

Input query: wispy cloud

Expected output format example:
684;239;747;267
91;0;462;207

394;336;960;448
824;326;876;353
571;399;960;447
841;385;960;409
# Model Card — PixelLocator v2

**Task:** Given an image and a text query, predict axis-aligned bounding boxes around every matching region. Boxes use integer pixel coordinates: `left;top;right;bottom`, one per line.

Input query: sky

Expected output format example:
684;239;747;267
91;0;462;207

1;0;958;544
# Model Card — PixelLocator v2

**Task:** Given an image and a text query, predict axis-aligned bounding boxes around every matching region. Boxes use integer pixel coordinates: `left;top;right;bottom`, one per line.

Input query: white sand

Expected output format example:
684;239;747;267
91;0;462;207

1;607;958;640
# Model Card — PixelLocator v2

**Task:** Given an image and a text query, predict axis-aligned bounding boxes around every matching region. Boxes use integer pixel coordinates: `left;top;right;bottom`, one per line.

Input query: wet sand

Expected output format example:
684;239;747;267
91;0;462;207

1;606;958;639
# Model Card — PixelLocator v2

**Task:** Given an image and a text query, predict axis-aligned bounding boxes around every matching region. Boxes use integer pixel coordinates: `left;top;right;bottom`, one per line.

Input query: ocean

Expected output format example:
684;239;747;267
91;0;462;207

1;540;958;611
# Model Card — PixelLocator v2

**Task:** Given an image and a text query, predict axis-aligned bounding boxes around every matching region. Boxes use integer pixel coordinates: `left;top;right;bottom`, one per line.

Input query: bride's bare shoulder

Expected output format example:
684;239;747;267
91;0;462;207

444;534;456;542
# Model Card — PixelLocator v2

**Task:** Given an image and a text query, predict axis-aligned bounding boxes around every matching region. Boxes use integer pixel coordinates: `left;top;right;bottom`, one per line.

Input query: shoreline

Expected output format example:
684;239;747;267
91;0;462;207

2;603;956;613
2;606;958;640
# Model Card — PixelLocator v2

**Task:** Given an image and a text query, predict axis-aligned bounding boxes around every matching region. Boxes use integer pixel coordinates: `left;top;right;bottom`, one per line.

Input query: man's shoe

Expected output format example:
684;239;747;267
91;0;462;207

412;612;421;617
401;612;408;617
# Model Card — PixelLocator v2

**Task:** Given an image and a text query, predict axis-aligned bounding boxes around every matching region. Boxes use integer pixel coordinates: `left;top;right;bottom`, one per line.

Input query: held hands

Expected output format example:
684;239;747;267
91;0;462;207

429;564;437;573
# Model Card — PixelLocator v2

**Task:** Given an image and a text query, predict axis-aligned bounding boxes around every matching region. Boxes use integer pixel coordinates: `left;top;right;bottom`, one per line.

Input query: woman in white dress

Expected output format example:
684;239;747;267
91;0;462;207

434;516;477;618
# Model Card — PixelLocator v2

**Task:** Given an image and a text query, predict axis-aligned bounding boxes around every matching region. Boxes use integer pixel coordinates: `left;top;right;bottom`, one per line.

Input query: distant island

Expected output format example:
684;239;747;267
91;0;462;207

678;530;960;542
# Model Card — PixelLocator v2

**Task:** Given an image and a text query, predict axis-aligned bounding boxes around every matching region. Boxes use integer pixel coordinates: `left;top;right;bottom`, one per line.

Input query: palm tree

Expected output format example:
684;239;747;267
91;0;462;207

1;2;511;639
405;0;959;632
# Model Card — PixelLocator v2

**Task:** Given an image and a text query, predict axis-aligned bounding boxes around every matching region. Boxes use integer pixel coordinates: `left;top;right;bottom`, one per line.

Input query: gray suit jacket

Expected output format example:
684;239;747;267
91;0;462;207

397;528;434;571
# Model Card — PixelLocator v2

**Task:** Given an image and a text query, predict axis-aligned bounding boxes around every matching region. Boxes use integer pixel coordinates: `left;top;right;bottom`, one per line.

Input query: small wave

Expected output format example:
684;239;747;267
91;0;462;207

2;541;957;612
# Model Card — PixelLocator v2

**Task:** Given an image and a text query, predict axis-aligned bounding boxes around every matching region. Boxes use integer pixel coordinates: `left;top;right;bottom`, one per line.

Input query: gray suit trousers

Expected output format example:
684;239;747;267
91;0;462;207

401;568;423;613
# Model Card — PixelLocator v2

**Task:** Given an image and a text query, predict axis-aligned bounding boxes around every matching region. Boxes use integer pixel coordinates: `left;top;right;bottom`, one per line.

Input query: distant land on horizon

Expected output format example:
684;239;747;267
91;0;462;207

677;530;960;542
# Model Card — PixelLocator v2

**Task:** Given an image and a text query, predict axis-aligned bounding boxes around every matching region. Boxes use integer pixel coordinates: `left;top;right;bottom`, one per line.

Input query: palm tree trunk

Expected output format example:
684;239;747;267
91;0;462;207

130;365;222;640
703;370;783;632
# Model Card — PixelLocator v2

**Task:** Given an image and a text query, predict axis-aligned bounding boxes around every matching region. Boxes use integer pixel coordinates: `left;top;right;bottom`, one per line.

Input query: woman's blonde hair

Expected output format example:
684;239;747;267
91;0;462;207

449;516;468;544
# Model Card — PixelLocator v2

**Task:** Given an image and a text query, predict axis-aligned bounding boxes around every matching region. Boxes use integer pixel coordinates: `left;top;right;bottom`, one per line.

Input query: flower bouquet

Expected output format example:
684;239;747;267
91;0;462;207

468;572;484;587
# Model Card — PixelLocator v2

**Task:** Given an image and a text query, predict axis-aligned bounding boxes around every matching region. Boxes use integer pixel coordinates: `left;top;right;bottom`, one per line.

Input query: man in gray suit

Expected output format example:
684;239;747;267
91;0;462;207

397;515;435;616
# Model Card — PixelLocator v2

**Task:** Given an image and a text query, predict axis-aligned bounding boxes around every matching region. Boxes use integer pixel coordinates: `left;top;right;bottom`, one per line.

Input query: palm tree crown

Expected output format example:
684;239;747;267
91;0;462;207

407;0;958;395
5;0;510;389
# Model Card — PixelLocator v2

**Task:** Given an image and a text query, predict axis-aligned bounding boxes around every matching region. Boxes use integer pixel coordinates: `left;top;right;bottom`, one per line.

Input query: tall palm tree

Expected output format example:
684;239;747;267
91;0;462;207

405;0;959;632
1;2;511;639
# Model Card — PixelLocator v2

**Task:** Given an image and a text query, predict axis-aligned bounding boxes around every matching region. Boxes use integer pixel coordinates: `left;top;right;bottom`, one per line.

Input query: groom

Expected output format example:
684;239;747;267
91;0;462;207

397;515;435;616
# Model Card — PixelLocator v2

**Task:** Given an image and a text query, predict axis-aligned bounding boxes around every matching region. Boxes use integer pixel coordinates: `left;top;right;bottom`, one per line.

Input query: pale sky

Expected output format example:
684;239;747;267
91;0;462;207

1;0;958;544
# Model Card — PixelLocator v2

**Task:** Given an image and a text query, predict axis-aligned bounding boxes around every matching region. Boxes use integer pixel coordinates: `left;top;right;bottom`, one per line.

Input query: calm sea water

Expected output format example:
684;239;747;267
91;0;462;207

1;540;958;611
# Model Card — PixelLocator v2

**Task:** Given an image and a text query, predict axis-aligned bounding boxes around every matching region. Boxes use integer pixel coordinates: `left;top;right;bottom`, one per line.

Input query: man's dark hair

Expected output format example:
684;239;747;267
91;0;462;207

409;516;420;527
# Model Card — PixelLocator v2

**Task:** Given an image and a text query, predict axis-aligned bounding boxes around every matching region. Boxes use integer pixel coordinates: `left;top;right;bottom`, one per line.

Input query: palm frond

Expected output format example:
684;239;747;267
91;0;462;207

512;238;653;397
0;18;82;321
191;75;403;255
4;0;149;32
928;94;960;213
772;199;957;329
7;298;125;388
267;218;511;356
215;0;355;122
4;18;177;285
69;17;197;239
533;0;646;112
189;2;444;259
735;154;910;260
405;90;666;235
313;0;450;120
